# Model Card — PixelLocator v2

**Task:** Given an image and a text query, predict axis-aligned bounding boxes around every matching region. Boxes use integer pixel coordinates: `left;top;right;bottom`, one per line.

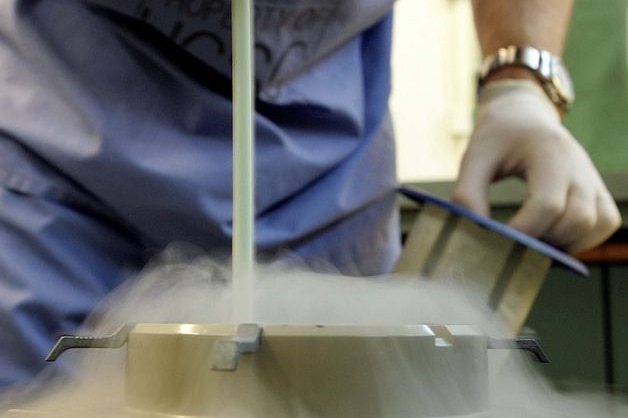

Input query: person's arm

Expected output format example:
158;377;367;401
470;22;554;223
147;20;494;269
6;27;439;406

452;0;621;253
473;0;571;57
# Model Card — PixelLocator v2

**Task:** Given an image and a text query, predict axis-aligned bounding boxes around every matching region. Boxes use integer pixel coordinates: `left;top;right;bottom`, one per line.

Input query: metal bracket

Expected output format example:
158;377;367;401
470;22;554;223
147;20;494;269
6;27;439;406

212;323;263;371
488;337;550;363
45;324;134;362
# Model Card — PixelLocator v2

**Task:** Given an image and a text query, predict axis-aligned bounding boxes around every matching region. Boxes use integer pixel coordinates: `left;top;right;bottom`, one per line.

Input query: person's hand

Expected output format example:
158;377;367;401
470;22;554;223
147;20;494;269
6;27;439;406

453;79;621;253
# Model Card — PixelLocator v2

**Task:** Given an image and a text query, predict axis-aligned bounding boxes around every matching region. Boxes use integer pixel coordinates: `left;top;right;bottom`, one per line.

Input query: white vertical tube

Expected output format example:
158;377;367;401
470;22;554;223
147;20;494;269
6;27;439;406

231;0;255;323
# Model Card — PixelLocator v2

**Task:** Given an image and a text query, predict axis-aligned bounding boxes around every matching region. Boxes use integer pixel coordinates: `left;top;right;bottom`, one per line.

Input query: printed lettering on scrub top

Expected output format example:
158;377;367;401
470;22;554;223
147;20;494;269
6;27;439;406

81;0;394;96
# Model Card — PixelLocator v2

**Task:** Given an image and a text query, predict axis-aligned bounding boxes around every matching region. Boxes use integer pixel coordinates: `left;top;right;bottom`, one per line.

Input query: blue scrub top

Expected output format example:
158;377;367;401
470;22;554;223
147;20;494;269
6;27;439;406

0;0;400;274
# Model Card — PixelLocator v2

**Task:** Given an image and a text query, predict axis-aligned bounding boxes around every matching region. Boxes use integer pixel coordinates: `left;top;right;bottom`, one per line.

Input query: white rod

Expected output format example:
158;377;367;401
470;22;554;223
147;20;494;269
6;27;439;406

232;0;255;323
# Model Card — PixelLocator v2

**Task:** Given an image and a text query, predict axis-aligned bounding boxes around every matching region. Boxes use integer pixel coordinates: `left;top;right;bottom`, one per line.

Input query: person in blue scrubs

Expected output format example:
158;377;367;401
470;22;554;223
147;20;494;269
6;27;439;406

0;0;620;390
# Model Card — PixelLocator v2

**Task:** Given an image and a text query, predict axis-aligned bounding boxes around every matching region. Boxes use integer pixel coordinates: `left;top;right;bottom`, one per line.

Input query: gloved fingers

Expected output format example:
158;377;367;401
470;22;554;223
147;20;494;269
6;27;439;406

580;190;623;252
544;186;621;253
508;168;621;253
506;173;570;240
536;184;597;250
451;139;498;218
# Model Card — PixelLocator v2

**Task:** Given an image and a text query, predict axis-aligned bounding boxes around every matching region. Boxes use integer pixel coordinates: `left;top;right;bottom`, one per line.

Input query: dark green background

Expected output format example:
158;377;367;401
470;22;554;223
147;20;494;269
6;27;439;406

564;0;628;173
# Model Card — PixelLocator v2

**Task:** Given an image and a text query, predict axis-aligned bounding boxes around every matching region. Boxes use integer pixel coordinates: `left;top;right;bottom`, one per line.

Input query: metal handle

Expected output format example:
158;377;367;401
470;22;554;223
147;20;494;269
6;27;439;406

488;337;550;363
45;324;134;362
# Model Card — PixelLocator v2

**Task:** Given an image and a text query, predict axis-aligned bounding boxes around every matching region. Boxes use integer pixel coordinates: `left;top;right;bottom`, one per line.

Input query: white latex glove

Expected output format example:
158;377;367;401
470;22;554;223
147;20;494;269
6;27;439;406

453;79;621;253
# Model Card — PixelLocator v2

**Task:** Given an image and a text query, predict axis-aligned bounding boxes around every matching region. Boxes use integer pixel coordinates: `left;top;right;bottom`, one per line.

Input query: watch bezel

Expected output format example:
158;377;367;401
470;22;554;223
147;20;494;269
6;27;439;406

549;57;576;106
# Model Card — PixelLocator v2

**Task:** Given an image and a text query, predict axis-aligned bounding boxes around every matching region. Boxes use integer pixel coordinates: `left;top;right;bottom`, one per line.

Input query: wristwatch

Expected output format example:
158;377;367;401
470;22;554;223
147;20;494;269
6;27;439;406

479;45;575;112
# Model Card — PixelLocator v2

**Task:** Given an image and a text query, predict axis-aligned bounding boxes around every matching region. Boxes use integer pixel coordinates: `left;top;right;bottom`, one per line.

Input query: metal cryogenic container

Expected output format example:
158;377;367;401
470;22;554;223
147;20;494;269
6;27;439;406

14;322;545;418
125;323;489;417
